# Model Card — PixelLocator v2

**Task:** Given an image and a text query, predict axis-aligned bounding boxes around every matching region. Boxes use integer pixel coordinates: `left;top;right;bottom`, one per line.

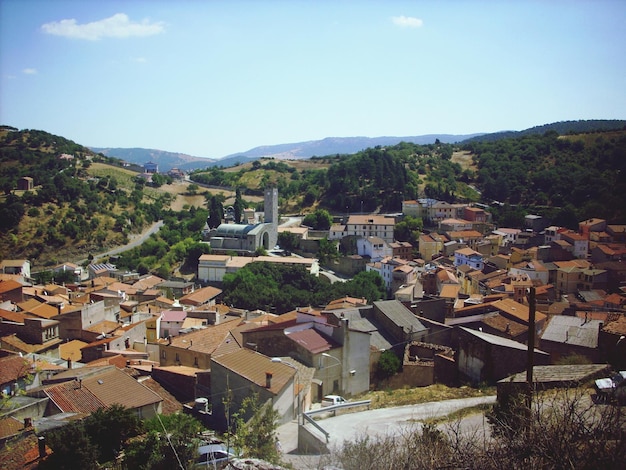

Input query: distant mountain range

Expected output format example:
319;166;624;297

91;133;482;172
90;120;626;172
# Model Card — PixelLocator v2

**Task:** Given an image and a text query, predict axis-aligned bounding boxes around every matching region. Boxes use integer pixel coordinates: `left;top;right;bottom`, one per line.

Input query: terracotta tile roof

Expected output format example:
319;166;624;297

325;297;368;310
59;339;88;362
131;275;166;291
45;380;106;413
168;317;243;354
179;286;223;306
0;416;24;440
16;298;42;311
0;308;31;322
0;354;31;385
347;214;394;225
44;367;162;412
439;284;460;299
26;303;59;319
482;314;527;337
492;298;547;323
138;377;183;415
288;328;333;354
0;279;23;294
212;348;296;395
84;320;119;334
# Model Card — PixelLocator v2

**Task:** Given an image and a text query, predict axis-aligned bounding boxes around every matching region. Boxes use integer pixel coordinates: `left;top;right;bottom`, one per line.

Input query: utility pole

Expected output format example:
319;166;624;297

526;286;536;436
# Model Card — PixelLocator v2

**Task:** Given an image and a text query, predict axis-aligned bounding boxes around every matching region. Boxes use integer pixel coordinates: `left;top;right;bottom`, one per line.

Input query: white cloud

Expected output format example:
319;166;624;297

41;13;165;40
391;16;423;28
131;57;148;63
23;68;38;75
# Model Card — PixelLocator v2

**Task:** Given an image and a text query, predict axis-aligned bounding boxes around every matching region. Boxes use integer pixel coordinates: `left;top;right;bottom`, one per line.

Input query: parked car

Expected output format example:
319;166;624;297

321;395;347;407
193;443;236;469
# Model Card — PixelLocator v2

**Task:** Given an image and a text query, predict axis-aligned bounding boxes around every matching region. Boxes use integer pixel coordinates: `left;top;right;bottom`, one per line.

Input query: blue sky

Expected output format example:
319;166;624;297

1;1;625;159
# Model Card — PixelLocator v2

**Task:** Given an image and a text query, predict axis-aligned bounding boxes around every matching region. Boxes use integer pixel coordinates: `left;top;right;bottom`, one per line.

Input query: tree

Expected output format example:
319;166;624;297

303;209;333;230
207;195;223;228
377;350;401;379
229;394;281;464
124;413;203;470
234;187;244;223
318;237;338;265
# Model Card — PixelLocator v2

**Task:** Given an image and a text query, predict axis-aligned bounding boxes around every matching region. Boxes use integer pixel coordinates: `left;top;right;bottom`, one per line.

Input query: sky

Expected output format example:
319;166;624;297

1;1;625;159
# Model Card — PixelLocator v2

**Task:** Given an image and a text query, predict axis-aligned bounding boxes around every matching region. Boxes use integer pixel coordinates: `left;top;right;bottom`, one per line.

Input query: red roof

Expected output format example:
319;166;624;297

288;328;333;354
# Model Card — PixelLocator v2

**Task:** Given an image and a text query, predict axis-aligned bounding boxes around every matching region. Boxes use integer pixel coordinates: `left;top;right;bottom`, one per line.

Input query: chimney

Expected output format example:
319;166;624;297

67;358;72;369
24;417;32;428
38;436;46;459
265;372;273;389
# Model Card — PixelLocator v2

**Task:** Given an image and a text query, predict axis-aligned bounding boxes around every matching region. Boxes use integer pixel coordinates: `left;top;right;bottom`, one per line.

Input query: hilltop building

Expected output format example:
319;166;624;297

204;187;279;255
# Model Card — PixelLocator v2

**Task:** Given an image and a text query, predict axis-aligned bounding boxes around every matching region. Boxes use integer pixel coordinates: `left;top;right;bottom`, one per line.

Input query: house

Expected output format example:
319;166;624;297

0;260;31;280
158;317;243;369
454;247;484;271
0;280;24;304
372;300;428;344
389;241;413;259
209;349;297;431
357;236;392;261
560;230;589;259
418;233;447;261
143;161;159;174
159;310;187;338
87;263;116;279
35;365;162;419
455;326;550;385
539;315;603;363
343;215;395;243
493;228;522;246
241;305;371;399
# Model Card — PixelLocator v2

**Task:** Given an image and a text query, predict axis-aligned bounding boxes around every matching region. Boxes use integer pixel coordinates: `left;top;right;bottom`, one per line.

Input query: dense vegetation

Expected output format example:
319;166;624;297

222;263;386;314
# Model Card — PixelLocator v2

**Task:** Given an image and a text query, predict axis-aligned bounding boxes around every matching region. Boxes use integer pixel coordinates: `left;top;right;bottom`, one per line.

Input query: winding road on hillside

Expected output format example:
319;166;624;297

76;220;164;265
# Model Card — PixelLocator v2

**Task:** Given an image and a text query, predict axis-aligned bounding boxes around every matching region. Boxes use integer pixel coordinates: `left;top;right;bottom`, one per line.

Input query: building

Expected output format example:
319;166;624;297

454;247;484;271
197;254;319;283
456;327;550;385
209;349;297;431
342;215;396;243
206;187;278;254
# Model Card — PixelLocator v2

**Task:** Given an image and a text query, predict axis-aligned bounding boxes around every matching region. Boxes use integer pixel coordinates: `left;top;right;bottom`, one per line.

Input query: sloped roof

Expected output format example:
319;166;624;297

59;340;89;362
492;298;547;324
161;310;187;322
211;348;295;395
0;279;23;294
288;328;333;354
439;284;460;299
0;354;31;386
459;327;549;354
499;364;609;384
179;285;223;305
541;315;602;348
373;300;427;333
168;317;243;354
44;366;162;412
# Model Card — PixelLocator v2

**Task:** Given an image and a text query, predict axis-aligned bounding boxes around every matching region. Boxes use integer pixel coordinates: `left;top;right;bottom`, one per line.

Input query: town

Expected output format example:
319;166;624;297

1;175;626;468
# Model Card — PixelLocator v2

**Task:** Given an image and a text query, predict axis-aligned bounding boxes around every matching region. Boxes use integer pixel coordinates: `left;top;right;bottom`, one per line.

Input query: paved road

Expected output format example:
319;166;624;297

277;395;496;469
76;220;164;265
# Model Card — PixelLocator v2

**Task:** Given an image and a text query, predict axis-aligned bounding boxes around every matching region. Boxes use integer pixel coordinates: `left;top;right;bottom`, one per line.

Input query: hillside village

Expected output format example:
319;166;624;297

2;165;626;467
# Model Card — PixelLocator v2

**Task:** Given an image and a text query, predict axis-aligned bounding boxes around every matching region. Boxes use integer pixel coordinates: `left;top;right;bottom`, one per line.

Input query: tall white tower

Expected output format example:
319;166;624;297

264;187;279;249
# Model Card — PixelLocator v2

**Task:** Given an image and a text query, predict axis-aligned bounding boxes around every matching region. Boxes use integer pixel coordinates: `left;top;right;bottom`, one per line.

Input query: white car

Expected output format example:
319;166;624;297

193;443;236;469
321;395;347;407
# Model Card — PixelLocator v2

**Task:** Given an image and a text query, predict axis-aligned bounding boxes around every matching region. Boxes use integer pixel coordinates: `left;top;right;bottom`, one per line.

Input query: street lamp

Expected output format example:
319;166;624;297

321;352;342;368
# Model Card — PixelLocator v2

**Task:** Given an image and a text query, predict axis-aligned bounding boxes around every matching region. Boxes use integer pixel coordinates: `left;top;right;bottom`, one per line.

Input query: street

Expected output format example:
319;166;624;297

277;395;496;469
